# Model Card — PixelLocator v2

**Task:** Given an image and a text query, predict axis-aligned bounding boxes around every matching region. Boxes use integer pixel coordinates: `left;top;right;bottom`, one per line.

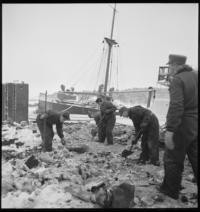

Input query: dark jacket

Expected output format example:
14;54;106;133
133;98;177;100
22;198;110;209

100;101;117;121
94;112;101;126
166;65;198;132
128;105;154;133
40;110;64;139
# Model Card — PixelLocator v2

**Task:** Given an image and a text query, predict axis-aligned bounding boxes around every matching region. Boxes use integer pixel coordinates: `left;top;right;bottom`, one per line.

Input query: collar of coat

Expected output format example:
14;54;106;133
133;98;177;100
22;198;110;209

175;64;193;75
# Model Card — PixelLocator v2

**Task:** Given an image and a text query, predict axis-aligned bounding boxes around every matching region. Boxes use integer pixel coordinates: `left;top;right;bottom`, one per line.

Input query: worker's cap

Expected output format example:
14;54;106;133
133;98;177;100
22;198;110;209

96;97;103;103
166;54;187;65
62;111;70;120
119;106;128;116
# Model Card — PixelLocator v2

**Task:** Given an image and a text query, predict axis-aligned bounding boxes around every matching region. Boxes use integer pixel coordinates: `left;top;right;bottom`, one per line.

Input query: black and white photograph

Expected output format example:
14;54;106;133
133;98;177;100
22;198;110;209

2;2;198;208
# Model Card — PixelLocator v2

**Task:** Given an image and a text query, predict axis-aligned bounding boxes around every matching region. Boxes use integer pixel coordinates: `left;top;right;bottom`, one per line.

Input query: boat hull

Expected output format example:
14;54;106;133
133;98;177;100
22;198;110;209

38;100;99;115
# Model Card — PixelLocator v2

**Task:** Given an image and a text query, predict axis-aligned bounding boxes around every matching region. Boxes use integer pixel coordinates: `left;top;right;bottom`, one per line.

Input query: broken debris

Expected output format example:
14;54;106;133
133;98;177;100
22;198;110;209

1;121;197;208
25;155;39;169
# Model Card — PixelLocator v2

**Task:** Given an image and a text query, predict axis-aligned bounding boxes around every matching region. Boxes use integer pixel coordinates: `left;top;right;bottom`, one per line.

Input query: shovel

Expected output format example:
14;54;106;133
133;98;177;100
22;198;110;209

121;129;142;158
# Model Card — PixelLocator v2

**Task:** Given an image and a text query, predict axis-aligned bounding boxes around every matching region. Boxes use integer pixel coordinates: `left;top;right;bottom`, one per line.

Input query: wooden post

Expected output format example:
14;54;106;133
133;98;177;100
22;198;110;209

14;84;16;122
147;88;153;108
44;90;47;113
5;84;8;121
104;4;117;94
43;90;47;151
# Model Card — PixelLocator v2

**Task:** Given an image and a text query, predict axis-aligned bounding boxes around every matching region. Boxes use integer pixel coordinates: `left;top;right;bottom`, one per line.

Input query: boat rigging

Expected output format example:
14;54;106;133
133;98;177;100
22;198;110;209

38;4;156;114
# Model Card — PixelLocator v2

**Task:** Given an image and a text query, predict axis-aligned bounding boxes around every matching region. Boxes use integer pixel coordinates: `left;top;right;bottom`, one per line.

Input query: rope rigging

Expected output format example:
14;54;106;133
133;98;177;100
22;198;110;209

107;44;119;91
98;45;108;91
93;41;107;91
112;45;117;90
70;44;101;88
116;45;119;90
69;4;120;94
86;48;105;90
149;89;156;107
118;43;123;90
108;48;114;90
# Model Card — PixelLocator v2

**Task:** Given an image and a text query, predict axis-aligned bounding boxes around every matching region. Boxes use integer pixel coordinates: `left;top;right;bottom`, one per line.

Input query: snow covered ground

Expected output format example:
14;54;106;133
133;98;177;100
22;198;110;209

2;121;197;208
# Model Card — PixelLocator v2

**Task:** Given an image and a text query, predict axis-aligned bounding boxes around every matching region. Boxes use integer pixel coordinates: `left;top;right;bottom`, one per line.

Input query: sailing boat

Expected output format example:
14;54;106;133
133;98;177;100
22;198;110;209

38;4;155;115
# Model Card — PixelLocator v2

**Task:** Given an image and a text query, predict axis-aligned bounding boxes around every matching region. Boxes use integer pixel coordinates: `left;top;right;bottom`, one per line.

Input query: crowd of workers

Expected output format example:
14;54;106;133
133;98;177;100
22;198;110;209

36;54;198;201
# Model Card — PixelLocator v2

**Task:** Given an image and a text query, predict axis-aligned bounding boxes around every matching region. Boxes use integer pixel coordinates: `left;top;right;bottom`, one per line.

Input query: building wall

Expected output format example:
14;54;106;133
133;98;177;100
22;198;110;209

2;83;29;123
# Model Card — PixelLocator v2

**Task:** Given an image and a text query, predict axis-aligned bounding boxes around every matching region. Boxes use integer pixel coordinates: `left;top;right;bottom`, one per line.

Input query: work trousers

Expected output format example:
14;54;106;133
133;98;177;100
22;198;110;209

98;115;116;144
139;115;160;164
162;116;198;197
36;115;54;152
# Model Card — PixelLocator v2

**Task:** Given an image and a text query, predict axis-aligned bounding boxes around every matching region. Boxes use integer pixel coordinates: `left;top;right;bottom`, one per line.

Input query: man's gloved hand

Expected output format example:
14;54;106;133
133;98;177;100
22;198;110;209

91;128;97;137
132;139;138;145
61;137;67;146
131;136;138;145
164;131;174;150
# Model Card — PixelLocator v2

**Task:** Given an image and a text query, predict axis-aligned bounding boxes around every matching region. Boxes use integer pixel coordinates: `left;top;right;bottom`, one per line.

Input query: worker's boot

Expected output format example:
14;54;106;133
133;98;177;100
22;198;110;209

149;159;160;166
137;158;146;165
45;140;53;152
157;183;179;200
98;128;106;143
42;143;52;152
106;129;114;145
137;152;149;164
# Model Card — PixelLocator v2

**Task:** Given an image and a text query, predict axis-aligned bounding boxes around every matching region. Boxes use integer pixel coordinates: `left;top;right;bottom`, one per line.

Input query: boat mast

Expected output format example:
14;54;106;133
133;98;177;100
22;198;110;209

103;4;117;95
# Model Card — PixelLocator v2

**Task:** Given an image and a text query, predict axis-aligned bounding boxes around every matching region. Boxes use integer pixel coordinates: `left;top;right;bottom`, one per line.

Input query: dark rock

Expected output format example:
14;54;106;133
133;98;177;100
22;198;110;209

190;193;198;200
2;138;18;146
90;181;106;193
15;141;24;148
25;155;39;169
192;177;196;183
181;195;188;203
56;162;62;168
94;182;135;208
57;173;65;182
110;183;135;208
16;126;23;130
67;144;89;154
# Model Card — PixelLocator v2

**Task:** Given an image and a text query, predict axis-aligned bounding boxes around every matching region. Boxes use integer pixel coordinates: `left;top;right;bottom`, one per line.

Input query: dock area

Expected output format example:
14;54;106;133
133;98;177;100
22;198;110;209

2;114;197;208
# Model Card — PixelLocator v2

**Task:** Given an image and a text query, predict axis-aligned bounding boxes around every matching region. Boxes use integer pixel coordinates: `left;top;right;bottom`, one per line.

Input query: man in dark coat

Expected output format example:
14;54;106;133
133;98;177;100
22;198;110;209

36;110;70;152
95;97;117;145
158;54;198;200
119;105;160;166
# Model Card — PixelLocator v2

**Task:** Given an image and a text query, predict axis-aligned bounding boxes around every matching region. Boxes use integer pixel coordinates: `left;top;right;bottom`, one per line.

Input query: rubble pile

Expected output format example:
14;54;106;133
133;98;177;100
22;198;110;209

62;122;133;145
1;121;197;208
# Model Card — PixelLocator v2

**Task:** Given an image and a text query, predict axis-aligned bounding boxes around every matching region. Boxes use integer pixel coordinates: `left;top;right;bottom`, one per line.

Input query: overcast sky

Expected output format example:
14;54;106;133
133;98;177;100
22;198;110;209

2;3;198;98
